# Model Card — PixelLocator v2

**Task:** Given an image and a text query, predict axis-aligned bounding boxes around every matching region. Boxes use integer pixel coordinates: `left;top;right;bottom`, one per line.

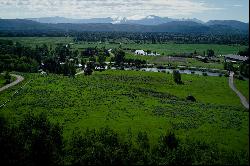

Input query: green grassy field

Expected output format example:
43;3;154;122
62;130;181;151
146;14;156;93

235;79;249;101
119;43;246;55
0;37;72;49
126;53;225;69
0;37;247;55
0;70;248;154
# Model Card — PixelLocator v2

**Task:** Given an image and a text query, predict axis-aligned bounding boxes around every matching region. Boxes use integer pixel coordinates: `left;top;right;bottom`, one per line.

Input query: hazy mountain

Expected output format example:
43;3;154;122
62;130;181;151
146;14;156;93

118;15;177;25
27;16;114;24
117;15;205;25
26;15;205;25
153;21;209;33
0;19;248;34
206;20;249;32
0;19;51;30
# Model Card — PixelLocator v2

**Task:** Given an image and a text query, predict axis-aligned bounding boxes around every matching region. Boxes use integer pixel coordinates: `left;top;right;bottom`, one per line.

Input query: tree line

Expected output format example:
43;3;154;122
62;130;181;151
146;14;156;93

0;113;248;165
74;32;249;45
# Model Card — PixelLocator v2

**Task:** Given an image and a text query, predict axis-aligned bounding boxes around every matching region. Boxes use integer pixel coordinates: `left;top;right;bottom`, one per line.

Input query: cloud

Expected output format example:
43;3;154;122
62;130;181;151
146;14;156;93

0;0;224;19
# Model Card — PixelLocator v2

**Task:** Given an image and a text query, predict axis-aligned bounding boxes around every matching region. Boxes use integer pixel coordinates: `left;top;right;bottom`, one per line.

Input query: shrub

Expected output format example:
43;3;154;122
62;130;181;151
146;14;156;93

202;72;208;76
137;131;150;150
68;127;133;165
173;70;182;84
179;67;185;70
186;95;196;102
84;62;93;76
161;132;179;150
238;75;244;80
4;71;11;84
156;65;166;69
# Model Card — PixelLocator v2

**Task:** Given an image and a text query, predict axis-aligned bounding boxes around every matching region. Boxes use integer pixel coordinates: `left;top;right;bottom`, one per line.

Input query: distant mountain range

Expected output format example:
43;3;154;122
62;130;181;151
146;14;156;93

26;15;205;25
0;16;248;34
27;16;114;24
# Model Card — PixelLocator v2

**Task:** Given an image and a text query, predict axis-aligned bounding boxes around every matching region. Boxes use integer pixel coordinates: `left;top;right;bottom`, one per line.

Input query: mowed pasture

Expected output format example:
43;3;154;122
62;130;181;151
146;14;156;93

150;56;225;69
0;70;248;154
0;37;247;55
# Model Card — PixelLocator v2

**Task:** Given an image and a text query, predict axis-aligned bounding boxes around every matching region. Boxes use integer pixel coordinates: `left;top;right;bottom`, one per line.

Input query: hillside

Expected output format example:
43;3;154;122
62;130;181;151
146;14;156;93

0;70;248;148
0;19;248;34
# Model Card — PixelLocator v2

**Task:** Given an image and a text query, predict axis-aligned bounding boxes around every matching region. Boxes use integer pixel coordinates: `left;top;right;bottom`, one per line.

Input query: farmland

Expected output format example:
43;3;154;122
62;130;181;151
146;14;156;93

0;71;248;153
0;37;247;55
1;36;247;71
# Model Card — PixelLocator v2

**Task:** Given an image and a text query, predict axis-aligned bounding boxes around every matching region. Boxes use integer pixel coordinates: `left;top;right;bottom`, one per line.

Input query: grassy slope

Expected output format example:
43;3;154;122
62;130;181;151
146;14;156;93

234;79;249;101
0;70;248;153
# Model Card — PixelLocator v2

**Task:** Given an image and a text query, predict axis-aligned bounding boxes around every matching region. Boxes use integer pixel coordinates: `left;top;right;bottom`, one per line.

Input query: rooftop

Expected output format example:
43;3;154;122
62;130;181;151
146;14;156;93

224;54;248;61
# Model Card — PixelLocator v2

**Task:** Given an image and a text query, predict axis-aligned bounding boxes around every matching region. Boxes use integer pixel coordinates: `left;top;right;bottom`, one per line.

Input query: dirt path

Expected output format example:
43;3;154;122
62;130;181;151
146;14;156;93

0;74;24;92
229;72;249;109
75;70;85;76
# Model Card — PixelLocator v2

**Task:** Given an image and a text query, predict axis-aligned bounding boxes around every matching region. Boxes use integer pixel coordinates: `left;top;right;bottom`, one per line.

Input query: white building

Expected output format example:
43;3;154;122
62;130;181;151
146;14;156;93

135;50;146;55
135;50;160;56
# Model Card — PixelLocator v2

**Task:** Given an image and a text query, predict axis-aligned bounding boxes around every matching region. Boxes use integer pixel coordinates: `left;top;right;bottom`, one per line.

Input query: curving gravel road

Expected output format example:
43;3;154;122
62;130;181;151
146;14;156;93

0;74;24;92
229;72;249;109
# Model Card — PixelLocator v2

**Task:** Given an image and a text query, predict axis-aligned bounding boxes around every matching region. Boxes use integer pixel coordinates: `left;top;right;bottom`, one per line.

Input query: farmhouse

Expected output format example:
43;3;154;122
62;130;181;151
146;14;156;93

135;50;160;56
224;54;248;63
135;50;146;55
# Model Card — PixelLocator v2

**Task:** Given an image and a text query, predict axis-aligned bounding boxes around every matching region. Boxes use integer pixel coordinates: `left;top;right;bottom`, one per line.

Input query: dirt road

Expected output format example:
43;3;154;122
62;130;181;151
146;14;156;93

229;72;249;109
0;74;24;92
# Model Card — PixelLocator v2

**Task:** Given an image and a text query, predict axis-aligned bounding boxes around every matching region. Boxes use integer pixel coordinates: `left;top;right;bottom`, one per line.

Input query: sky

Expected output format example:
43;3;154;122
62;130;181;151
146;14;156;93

0;0;249;22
